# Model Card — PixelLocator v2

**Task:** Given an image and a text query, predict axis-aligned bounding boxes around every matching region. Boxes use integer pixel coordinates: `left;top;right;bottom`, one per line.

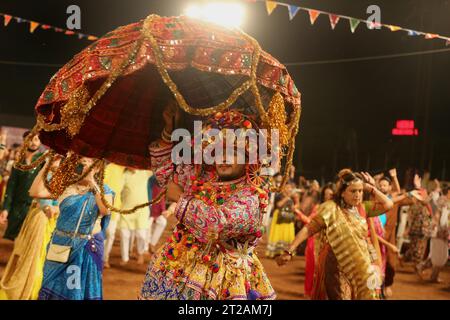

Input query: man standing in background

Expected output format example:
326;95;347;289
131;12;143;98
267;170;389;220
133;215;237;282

0;131;43;240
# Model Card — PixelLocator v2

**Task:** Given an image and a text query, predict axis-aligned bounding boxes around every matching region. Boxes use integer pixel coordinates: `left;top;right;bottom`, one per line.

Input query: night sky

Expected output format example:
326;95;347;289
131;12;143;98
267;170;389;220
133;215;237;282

0;0;449;182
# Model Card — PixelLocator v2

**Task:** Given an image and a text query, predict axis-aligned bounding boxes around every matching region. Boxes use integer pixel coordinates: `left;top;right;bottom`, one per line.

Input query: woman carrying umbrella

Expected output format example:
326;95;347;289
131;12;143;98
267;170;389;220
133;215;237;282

22;14;301;300
140;102;275;300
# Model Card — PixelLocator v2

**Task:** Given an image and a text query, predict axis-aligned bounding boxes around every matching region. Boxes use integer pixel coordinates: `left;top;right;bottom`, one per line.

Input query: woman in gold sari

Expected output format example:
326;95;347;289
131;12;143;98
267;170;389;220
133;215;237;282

277;169;393;300
0;159;61;300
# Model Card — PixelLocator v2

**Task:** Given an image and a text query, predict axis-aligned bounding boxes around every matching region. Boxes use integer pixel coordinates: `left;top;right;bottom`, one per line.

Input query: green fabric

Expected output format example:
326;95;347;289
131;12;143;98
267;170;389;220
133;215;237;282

2;152;43;240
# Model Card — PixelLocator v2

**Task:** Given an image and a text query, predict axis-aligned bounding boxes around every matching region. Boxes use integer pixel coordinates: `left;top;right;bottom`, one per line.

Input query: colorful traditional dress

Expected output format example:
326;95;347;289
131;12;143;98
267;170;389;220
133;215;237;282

405;202;432;266
304;204;318;298
307;200;382;300
140;141;275;300
265;193;296;258
0;199;58;300
38;185;113;300
2;152;43;240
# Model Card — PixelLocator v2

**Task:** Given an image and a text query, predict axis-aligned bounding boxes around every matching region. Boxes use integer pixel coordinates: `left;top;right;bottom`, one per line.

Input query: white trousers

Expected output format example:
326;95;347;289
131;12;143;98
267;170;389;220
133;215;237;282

103;219;118;262
146;215;168;248
120;228;147;262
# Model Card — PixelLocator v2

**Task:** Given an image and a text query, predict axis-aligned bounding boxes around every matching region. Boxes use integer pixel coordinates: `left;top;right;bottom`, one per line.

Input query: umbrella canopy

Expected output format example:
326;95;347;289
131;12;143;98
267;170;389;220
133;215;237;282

34;14;301;170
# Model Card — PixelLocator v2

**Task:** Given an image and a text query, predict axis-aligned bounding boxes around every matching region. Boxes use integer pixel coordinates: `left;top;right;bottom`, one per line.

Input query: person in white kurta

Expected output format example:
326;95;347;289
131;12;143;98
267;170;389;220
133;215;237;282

119;168;152;265
103;163;125;268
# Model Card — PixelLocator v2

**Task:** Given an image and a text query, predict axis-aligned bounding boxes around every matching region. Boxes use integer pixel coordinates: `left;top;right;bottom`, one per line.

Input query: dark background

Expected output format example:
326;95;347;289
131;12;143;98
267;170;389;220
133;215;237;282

0;0;449;183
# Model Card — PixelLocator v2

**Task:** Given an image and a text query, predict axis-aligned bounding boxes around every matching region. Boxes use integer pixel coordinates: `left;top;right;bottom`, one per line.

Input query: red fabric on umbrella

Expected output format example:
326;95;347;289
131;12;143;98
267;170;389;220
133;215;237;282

35;15;300;169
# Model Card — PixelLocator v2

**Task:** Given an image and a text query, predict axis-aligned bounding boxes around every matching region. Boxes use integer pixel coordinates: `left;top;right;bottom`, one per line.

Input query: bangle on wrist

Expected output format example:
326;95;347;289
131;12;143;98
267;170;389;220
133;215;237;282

284;249;294;257
161;128;172;143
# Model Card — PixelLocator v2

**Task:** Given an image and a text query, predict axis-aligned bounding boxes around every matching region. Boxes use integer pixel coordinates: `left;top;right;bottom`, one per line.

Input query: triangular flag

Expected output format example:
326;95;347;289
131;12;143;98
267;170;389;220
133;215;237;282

329;14;340;30
65;30;75;35
15;17;24;23
78;33;85;39
29;21;39;33
349;18;360;33
288;5;300;21
3;14;12;26
425;33;438;39
41;24;51;30
388;25;401;32
407;30;419;36
88;35;98;41
55;28;63;32
265;1;278;15
308;10;320;25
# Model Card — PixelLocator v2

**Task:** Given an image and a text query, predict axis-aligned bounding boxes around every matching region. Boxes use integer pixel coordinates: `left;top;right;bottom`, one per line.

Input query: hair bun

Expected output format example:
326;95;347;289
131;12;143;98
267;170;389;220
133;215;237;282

338;168;353;180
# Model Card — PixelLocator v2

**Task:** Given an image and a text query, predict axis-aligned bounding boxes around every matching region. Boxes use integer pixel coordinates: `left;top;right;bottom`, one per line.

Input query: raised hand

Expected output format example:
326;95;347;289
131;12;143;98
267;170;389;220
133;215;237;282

389;168;397;177
361;172;376;186
413;174;422;189
162;100;181;134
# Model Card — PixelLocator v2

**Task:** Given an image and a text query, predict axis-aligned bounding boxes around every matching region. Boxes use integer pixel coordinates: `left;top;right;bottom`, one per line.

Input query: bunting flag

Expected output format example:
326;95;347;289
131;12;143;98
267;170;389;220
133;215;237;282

0;12;98;41
3;14;12;26
308;9;320;25
425;33;438;39
367;21;382;30
329;14;340;30
349;18;360;33
288;5;300;21
29;21;39;33
407;30;420;36
387;25;402;32
256;0;450;45
266;1;278;15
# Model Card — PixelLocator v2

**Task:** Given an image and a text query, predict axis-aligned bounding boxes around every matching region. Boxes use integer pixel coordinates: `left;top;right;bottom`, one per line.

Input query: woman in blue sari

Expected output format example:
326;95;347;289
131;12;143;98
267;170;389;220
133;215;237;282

30;157;113;300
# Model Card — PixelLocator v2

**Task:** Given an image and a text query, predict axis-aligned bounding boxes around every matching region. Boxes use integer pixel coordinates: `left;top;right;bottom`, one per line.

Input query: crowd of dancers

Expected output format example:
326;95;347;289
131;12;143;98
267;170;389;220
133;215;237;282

0;112;448;300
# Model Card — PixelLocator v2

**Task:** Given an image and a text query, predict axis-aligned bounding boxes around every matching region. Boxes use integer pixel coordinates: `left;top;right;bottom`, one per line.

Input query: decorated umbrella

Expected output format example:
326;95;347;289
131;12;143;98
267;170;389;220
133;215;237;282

16;14;301;212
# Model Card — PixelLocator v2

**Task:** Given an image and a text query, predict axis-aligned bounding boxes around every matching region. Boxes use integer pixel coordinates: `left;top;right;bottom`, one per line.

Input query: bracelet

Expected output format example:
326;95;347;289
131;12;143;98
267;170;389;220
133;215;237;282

161;128;172;143
283;249;294;257
162;128;172;139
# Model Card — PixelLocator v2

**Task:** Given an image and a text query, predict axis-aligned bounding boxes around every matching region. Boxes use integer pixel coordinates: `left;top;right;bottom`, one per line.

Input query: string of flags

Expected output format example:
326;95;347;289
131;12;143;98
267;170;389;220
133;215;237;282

250;0;450;46
2;4;449;46
0;12;99;41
